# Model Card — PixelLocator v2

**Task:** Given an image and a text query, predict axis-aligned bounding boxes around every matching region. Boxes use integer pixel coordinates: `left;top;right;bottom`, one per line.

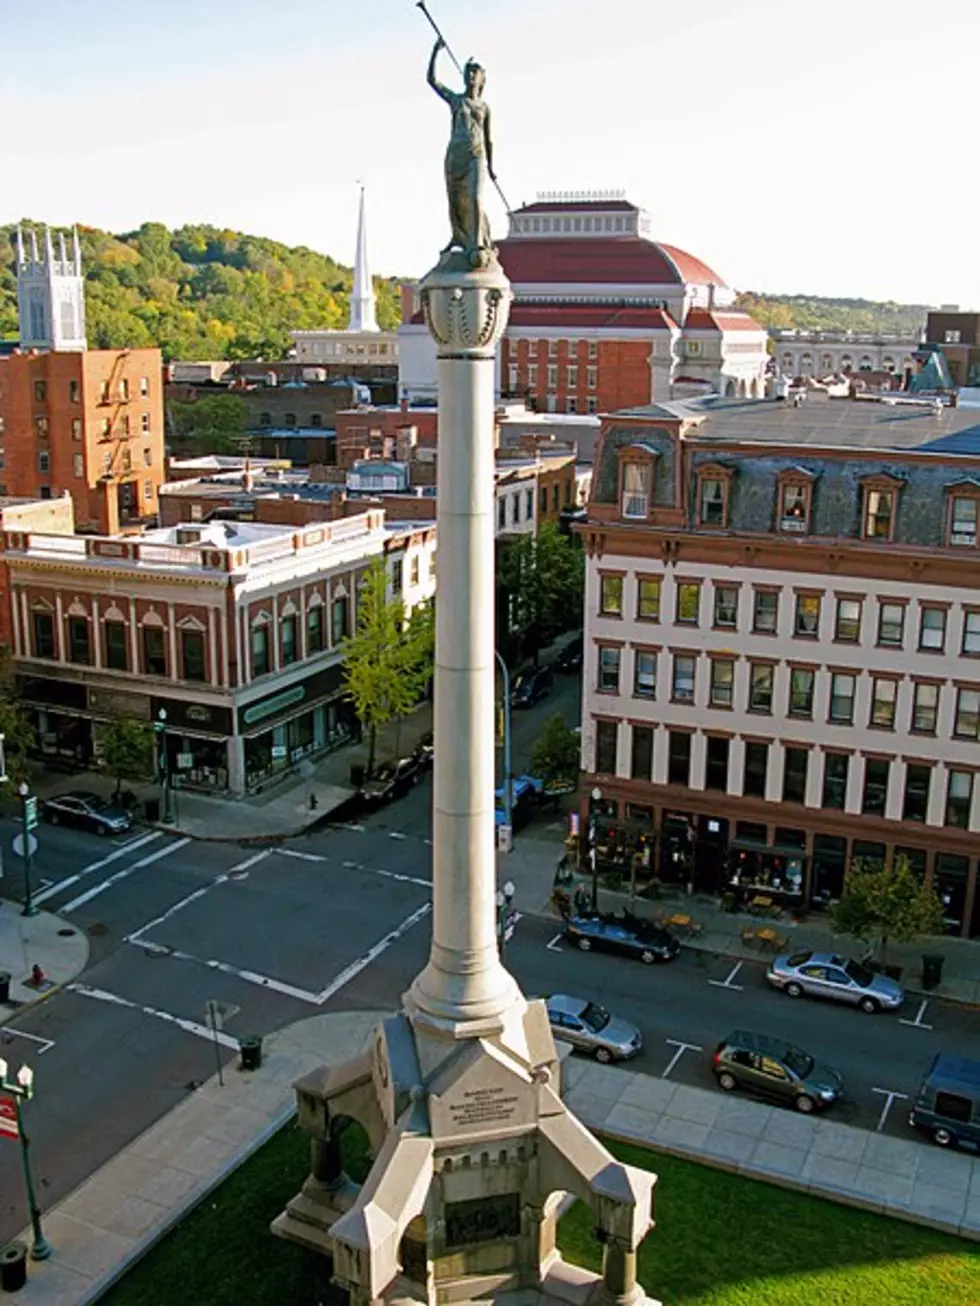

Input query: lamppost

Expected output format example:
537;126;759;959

155;709;175;824
589;786;603;910
18;782;38;918
0;1058;51;1261
496;879;516;957
495;650;512;833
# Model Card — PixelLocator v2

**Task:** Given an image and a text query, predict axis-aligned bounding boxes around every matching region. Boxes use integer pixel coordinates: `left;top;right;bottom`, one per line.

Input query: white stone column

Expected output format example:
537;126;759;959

765;741;784;805
726;737;745;798
408;259;518;1030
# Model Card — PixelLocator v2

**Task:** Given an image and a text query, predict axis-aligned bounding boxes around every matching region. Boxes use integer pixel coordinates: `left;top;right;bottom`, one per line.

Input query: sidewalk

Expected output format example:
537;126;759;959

0;905;89;1022
5;1005;978;1304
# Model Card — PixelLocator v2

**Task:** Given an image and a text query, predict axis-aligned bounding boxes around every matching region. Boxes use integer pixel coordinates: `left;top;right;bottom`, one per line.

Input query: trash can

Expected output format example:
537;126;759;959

0;971;10;1004
239;1035;263;1072
922;954;945;991
350;763;366;789
144;797;161;823
0;1241;28;1293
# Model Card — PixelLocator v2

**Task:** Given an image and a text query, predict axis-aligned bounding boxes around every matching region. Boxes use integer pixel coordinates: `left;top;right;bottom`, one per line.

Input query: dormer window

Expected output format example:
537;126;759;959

776;468;816;533
948;487;980;547
622;463;650;518
860;474;903;542
696;463;734;528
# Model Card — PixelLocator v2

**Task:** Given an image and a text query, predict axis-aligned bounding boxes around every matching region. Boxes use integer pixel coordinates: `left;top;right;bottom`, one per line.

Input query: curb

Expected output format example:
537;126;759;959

138;791;362;846
0;978;65;1023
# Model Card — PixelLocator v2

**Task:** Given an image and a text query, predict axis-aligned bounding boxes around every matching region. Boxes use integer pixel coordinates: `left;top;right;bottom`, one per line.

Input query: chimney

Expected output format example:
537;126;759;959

708;282;716;310
400;282;419;321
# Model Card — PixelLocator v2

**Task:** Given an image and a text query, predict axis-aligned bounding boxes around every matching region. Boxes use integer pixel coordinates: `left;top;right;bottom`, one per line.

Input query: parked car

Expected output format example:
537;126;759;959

510;666;554;709
564;913;680;965
766;949;905;1014
413;732;434;771
712;1030;843;1114
494;774;544;830
360;756;424;807
42;791;134;837
553;635;584;674
546;993;642;1063
909;1052;980;1150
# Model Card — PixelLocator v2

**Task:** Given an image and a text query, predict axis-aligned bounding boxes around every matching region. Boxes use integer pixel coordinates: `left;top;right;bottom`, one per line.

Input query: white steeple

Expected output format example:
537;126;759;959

348;185;378;333
16;224;87;352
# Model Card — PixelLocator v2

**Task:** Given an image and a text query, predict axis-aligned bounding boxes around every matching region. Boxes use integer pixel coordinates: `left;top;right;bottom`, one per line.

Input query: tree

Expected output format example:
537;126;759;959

530;713;580;794
99;717;154;797
342;560;434;777
0;648;35;789
830;855;945;965
499;521;584;665
167;394;247;455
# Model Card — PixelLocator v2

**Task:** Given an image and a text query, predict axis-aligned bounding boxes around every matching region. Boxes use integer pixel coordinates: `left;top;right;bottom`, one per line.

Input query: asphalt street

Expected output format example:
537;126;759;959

1;669;978;1243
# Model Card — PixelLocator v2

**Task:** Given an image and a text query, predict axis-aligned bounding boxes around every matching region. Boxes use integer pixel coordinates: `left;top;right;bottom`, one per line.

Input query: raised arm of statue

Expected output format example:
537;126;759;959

427;38;454;105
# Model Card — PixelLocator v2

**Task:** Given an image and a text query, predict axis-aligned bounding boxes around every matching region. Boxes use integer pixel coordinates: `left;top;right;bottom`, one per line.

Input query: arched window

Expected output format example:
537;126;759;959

283;412;297;428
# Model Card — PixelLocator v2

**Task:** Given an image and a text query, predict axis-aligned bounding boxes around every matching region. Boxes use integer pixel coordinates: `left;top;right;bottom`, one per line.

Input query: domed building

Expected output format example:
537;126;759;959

398;192;768;408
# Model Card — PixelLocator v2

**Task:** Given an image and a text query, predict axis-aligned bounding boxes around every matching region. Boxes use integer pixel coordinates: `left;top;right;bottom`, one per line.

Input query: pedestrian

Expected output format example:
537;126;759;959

574;885;589;917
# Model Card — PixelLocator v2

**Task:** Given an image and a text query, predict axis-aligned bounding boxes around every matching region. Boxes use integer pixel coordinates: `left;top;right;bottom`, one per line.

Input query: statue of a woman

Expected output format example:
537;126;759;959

427;38;496;266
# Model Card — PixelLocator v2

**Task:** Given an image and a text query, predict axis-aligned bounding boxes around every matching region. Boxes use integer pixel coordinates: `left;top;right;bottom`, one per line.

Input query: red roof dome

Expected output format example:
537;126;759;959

496;236;727;289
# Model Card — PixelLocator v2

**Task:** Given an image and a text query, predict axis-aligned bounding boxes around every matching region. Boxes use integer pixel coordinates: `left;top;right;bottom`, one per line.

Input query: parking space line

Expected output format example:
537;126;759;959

33;830;164;906
708;961;744;991
0;1027;55;1055
60;838;192;914
899;999;933;1030
871;1086;909;1132
278;848;328;863
67;983;239;1049
388;832;407;840
662;1039;702;1079
546;934;564;953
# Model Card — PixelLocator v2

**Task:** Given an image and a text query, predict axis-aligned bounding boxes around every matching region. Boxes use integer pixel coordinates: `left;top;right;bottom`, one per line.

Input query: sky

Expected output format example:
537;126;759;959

1;0;977;307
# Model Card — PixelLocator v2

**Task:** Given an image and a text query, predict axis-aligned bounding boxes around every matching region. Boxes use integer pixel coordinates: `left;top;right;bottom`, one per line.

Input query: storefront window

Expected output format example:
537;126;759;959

181;630;206;682
104;621;128;671
933;854;969;934
142;626;166;676
811;834;847;907
852;840;886;873
894;847;926;881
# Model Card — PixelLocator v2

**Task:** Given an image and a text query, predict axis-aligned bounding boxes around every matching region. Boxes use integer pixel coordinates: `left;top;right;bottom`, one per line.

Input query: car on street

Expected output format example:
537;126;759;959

359;756;424;807
546;993;642;1063
564;912;680;964
413;731;434;771
766;949;905;1014
41;790;134;837
495;774;544;830
553;635;584;674
909;1052;980;1150
712;1030;844;1114
510;666;554;709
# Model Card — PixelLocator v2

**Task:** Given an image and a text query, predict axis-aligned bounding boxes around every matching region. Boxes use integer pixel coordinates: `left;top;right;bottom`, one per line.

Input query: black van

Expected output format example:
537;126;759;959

909;1053;980;1150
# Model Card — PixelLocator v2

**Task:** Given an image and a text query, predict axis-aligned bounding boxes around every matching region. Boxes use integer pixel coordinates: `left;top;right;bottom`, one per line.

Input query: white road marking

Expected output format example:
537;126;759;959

339;823;364;833
0;1026;55;1055
342;860;360;870
708;961;744;991
67;983;239;1049
423;838;432;847
662;1039;703;1079
315;902;431;1004
388;831;407;840
127;938;322;1002
60;838;192;913
33;830;164;906
126;852;270;944
278;848;328;863
871;1086;909;1132
899;999;933;1030
546;934;564;953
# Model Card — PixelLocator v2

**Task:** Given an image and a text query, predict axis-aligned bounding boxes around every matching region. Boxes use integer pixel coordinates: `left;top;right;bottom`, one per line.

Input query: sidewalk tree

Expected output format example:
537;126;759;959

530;713;580;795
99;716;155;797
0;647;34;788
499;521;584;665
830;854;945;965
342;559;434;776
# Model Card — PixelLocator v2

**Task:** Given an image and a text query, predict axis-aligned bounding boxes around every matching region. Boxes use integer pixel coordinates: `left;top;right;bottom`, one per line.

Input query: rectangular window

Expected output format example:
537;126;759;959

141;412;151;434
142;625;166;676
945;770;973;828
919;605;946;651
789;667;815;717
251;624;270;677
672;654;696;703
713;585;738;629
307;604;324;653
73;453;83;478
547;365;558;389
34;379;46;402
829;672;856;724
69;379;80;403
143;447;152;468
862;758;890;816
865;489;894;539
101;418;111;439
587;366;597;390
588;340;598;360
599;574;623;615
954;688;980;740
780;483;809;531
621;462;650;518
597;646;621;693
586;396;598;414
633;650;656;699
140;376;150;397
675;582;700;625
783;747;808;804
71;417;82;441
548;340;558;358
100;379;110;403
566;365;578;388
698;479;725;526
566;396;578;414
667;731;691;786
144;481;152;501
119;378;129;400
181;630;206;681
870;677;898;729
104;621;128;671
964;611;980;655
32;611;55;659
911;681;939;733
636;577;660;620
877;601;905;647
709;658;734;708
595;719;618;774
280;615;298;667
743;742;768;798
68;616;91;665
794;593;821;638
35;415;49;437
903;765;931;823
122;447;132;471
705;737;730;792
527;363;538;388
752;589;778;634
630;725;654;781
749;662;773;713
950;497;978;546
835;597;862;642
822;753;849;810
38;450;50;473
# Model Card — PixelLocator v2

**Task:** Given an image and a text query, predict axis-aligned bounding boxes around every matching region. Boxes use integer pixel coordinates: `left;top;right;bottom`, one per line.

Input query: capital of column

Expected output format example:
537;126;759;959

420;253;512;359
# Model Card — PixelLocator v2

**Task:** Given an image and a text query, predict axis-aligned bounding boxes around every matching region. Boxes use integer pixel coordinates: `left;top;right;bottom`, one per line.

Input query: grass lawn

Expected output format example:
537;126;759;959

101;1124;980;1306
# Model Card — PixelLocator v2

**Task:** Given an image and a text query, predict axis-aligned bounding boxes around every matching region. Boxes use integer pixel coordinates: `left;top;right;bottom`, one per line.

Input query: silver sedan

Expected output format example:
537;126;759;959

766;949;905;1014
546;994;642;1063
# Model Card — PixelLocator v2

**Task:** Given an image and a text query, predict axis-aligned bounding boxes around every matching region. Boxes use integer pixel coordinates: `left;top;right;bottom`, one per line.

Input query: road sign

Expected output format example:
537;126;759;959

205;1000;239;1032
24;797;39;832
497;823;513;854
12;834;38;860
0;1095;18;1141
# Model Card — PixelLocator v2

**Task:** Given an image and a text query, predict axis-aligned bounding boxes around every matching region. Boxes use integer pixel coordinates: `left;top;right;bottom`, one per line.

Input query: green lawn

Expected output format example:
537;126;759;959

101;1124;980;1306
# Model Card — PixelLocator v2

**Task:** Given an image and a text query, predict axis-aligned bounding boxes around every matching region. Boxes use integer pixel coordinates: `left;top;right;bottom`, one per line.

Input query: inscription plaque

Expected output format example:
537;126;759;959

448;1085;520;1130
444;1193;520;1249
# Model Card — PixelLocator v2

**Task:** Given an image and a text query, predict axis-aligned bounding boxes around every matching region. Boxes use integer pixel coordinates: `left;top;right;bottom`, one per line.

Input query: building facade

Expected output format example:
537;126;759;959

771;329;922;382
579;393;980;938
5;511;436;795
924;311;980;389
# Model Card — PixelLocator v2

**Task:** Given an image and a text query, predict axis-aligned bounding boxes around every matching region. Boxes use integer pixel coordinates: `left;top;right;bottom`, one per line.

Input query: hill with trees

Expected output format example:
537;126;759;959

0;221;402;361
734;290;930;337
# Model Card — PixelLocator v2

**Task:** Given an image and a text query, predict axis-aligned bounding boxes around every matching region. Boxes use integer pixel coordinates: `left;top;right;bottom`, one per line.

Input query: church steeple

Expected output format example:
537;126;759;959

16;224;87;351
348;185;378;333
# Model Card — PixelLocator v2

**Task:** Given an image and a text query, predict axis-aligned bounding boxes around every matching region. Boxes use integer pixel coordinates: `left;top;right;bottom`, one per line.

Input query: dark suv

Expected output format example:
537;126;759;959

712;1030;843;1114
511;666;554;708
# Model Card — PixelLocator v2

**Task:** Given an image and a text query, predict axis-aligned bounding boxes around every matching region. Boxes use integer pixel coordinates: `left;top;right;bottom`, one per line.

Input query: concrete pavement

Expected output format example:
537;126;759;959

4;1004;978;1304
0;904;88;1020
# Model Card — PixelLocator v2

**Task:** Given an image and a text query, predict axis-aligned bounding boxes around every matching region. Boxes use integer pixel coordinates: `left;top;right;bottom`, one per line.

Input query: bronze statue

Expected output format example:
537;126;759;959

427;37;496;267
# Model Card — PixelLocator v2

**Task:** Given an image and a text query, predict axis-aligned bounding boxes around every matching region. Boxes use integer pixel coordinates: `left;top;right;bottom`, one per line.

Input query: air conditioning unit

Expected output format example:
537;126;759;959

781;518;806;532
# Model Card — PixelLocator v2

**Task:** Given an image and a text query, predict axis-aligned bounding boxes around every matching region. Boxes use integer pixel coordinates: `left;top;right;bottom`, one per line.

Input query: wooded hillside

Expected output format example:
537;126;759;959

734;290;929;336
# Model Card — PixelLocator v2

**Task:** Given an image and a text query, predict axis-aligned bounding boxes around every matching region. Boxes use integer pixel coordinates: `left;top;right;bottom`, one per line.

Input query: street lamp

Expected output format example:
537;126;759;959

18;782;38;918
496;879;516;956
495;650;512;834
588;786;603;910
155;709;175;824
0;1058;51;1261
